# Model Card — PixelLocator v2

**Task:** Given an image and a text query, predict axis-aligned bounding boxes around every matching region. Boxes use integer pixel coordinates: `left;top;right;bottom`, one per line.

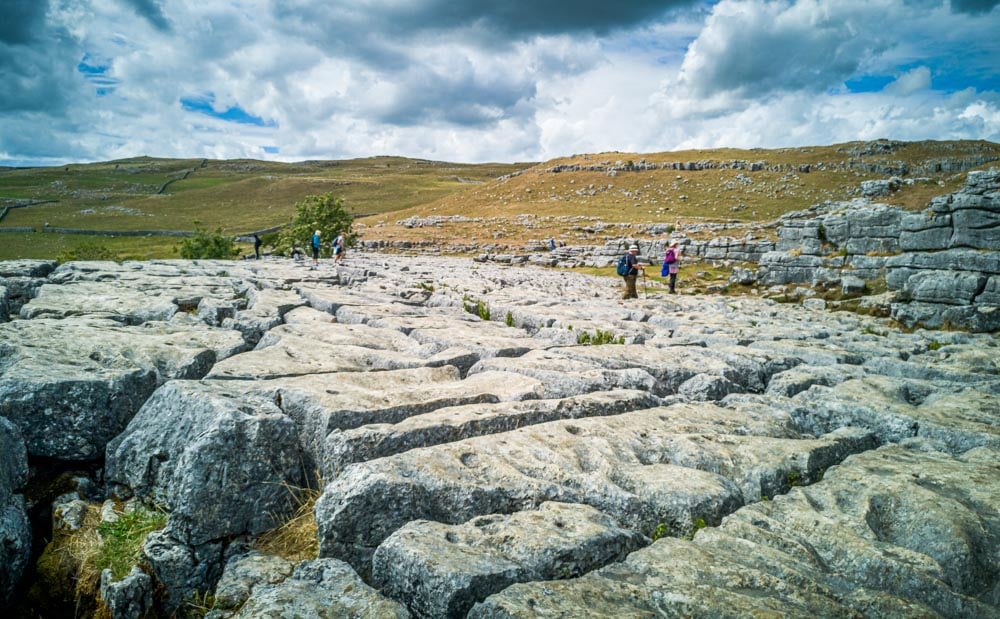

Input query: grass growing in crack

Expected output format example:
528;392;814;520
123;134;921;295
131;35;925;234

32;501;166;616
685;518;707;541
463;298;491;321
576;329;625;345
651;522;669;542
96;504;169;581
254;484;321;562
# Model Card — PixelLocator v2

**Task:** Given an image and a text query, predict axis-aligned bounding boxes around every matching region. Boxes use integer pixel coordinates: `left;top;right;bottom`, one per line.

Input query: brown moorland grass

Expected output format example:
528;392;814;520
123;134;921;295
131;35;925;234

358;140;999;249
2;140;997;260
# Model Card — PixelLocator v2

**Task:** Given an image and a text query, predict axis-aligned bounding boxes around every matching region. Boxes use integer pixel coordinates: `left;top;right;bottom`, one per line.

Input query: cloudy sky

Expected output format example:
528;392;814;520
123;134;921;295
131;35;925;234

2;0;999;167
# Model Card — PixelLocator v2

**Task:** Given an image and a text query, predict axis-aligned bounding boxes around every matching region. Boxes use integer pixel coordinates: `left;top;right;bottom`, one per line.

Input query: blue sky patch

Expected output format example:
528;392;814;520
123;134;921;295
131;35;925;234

181;94;276;127
844;75;895;93
78;54;120;96
263;146;279;154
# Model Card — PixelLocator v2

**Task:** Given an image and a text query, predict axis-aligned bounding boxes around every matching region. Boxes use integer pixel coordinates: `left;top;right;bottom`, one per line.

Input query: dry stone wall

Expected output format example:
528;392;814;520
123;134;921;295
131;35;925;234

0;250;997;617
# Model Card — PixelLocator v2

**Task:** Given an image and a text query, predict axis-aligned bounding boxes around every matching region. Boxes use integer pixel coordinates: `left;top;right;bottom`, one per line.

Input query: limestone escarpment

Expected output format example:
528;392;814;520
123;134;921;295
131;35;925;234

2;210;998;617
758;168;1000;332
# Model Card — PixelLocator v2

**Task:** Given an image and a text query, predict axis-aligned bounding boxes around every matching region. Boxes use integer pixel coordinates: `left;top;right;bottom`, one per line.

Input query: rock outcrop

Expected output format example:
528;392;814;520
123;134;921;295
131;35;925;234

1;228;997;617
758;169;1000;331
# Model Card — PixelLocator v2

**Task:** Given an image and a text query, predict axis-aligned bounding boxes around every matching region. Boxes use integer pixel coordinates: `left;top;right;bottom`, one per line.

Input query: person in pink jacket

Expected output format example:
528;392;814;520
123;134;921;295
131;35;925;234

662;240;680;294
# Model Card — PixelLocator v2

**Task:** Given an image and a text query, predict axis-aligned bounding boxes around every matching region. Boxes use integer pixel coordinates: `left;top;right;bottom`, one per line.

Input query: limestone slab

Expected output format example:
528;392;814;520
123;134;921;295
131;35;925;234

372;502;646;618
315;403;874;571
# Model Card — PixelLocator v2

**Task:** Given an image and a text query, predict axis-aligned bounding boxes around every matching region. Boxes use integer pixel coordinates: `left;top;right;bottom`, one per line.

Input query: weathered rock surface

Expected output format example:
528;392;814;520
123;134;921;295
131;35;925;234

373;502;646;618
757;169;1000;331
0;417;30;607
230;558;409;618
106;380;304;545
324;390;662;477
469;441;999;618
1;249;997;616
316;402;875;571
99;566;154;619
0;318;245;459
212;550;295;611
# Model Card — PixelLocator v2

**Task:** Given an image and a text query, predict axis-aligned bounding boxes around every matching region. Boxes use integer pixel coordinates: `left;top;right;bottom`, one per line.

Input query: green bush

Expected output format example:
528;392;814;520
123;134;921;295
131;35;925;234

179;225;237;259
56;242;120;264
278;192;355;257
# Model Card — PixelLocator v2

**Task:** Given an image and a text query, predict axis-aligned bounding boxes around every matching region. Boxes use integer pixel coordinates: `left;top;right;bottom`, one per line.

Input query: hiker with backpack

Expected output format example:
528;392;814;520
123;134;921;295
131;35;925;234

310;230;321;269
617;244;643;299
332;233;345;264
661;240;680;293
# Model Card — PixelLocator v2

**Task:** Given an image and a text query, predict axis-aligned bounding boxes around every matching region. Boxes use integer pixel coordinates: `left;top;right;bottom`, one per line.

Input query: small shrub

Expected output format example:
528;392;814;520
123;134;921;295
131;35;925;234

505;310;514;327
56;242;120;264
787;471;802;487
180;224;237;259
816;222;826;242
927;340;943;351
277;192;355;257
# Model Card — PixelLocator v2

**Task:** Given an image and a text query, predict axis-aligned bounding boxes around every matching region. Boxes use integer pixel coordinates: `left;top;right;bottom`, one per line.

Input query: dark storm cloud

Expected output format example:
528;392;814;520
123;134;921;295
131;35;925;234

950;0;1000;13
275;0;697;41
0;0;78;114
120;0;171;31
0;0;49;45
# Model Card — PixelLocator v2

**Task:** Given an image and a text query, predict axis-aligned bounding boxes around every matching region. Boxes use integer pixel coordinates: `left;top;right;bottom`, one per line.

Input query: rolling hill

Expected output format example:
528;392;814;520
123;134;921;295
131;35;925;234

1;140;997;260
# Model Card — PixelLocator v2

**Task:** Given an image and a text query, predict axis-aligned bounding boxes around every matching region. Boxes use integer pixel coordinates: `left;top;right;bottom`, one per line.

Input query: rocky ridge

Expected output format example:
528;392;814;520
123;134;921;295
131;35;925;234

0;184;998;617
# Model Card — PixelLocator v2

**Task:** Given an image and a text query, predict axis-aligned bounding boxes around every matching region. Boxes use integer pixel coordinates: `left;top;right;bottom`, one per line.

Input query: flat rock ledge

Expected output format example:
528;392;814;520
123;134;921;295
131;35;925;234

0;253;997;617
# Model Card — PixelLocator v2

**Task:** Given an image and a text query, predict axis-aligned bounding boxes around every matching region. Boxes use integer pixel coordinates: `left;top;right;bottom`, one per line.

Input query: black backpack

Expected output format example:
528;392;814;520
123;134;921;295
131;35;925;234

616;253;630;276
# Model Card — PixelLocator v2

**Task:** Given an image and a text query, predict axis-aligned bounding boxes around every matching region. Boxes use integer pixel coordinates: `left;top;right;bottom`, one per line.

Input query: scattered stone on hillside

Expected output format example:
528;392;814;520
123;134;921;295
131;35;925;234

372;502;646;619
0;318;245;460
230;559;409;619
106;380;304;545
0;417;30;607
468;441;999;619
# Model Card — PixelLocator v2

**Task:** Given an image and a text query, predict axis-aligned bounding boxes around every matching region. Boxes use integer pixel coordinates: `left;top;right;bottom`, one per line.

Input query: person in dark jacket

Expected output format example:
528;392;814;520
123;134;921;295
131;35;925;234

622;244;643;299
253;234;262;260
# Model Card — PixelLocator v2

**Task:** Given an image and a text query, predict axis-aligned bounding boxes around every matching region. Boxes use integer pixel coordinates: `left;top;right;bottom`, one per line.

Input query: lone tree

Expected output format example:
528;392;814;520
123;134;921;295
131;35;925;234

279;193;355;257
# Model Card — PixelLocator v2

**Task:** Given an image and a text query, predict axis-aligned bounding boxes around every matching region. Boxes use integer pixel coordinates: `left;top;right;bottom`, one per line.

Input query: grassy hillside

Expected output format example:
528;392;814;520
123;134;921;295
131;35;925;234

2;140;997;260
360;139;1000;247
0;156;529;259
